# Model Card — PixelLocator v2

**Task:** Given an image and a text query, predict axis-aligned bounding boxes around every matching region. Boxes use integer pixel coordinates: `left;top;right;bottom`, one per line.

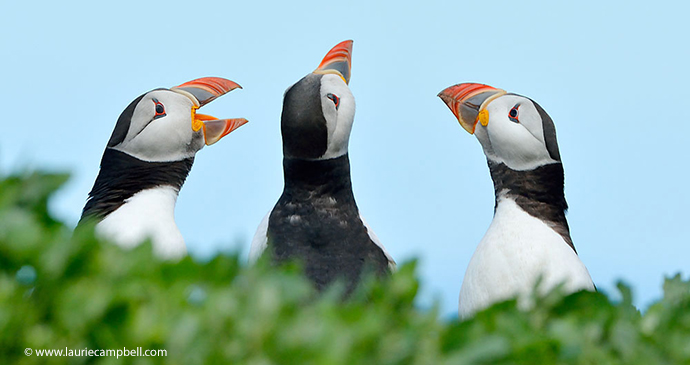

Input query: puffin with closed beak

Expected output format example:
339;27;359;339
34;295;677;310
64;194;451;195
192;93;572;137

81;77;247;259
438;83;594;318
250;40;395;294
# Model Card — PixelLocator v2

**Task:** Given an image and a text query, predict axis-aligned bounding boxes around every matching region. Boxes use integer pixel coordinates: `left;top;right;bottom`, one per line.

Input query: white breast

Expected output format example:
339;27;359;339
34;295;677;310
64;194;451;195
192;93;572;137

458;196;594;318
248;211;270;264
95;186;186;259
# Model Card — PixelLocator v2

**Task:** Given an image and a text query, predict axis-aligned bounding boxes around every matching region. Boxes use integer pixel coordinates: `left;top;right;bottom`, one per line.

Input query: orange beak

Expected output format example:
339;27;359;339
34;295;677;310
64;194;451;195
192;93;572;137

193;114;248;146
438;83;506;134
313;40;353;84
171;77;248;145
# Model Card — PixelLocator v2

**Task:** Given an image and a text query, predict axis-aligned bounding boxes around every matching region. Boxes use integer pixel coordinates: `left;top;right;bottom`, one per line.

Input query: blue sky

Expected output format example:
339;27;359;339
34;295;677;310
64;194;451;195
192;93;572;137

2;0;688;315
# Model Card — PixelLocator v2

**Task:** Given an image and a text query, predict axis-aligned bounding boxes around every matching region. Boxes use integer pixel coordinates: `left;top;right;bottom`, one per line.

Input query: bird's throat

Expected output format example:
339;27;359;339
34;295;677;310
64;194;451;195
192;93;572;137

80;149;193;222
282;154;353;197
488;160;575;252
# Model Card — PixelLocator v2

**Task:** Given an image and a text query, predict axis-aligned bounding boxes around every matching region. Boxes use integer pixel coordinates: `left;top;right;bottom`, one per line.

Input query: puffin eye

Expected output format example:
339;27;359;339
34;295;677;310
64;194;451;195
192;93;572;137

326;93;340;110
508;104;520;123
152;98;166;119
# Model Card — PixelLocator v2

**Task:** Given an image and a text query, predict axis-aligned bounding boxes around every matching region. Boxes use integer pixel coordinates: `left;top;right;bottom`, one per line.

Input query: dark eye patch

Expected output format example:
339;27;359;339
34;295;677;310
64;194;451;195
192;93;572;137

509;104;520;123
326;93;340;110
152;98;166;119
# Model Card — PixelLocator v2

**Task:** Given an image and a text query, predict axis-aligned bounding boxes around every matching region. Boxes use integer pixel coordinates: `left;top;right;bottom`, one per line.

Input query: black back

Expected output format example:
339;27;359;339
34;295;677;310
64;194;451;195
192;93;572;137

488;160;576;252
281;74;328;159
267;154;390;294
80;148;193;223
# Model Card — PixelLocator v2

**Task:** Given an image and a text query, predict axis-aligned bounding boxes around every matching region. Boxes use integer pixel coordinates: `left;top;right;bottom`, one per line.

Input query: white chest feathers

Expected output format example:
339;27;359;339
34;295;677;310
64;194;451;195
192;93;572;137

458;196;594;319
95;186;186;260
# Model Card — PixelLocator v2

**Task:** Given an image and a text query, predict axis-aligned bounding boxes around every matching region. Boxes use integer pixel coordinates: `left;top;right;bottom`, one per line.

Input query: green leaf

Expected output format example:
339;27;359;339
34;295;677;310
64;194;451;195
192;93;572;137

2;169;690;365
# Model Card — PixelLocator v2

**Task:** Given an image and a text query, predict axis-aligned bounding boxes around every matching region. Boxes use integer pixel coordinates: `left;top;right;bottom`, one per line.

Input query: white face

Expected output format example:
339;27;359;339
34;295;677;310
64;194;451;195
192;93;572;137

474;94;560;171
113;89;204;162
319;73;356;159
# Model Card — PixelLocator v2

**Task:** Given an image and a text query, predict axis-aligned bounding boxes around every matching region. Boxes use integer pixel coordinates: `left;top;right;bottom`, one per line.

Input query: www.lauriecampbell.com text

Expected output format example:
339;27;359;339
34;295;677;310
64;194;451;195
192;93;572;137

24;347;167;359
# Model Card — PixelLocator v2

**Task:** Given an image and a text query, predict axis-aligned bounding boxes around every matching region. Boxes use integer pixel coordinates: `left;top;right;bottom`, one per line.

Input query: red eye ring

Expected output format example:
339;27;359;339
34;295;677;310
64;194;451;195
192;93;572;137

152;98;166;119
508;104;520;123
326;93;340;110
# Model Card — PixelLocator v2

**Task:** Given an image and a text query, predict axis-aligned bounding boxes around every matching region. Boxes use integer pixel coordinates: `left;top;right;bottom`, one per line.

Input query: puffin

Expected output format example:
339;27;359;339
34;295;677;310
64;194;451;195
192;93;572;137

249;40;395;294
438;83;594;318
80;77;247;259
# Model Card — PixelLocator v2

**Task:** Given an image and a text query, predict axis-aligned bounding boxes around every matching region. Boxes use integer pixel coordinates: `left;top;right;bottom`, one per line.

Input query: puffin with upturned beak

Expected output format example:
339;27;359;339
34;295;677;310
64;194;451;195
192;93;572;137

81;77;247;259
250;40;395;294
438;83;594;318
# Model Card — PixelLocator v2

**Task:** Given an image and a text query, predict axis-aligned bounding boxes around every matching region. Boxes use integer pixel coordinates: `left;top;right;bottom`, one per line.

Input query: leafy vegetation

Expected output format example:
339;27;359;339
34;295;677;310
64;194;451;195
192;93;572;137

1;171;689;364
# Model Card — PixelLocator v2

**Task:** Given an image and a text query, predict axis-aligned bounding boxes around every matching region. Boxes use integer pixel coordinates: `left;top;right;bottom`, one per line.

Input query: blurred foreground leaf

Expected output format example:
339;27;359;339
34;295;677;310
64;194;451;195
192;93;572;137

0;170;689;364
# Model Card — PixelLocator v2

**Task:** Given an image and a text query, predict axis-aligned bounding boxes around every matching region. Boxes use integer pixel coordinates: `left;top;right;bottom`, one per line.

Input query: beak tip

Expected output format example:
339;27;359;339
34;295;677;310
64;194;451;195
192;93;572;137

315;40;353;84
203;118;249;146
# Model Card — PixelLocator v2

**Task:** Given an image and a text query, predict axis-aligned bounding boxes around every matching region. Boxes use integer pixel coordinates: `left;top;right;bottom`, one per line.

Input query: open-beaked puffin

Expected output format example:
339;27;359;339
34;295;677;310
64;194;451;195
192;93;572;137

80;77;247;259
249;40;395;294
438;83;594;318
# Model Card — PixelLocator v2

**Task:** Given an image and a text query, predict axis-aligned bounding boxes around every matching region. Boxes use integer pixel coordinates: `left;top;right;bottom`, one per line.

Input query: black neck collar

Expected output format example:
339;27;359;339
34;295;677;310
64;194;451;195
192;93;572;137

282;154;352;195
488;160;575;252
80;148;194;222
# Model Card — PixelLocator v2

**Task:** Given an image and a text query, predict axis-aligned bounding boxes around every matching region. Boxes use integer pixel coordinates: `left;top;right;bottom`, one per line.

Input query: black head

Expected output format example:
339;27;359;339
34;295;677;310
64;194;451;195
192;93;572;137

281;74;329;159
280;72;355;160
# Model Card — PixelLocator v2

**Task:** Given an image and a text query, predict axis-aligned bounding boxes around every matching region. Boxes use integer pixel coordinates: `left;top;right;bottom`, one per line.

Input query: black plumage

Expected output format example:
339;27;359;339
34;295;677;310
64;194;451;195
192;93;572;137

488;160;575;252
280;74;328;159
532;99;561;162
80;149;193;223
258;43;392;294
108;93;146;147
267;154;390;294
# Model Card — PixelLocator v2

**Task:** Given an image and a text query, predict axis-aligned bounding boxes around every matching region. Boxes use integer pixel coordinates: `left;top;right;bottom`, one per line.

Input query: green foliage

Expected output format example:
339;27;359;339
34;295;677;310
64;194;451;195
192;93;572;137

1;171;689;365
